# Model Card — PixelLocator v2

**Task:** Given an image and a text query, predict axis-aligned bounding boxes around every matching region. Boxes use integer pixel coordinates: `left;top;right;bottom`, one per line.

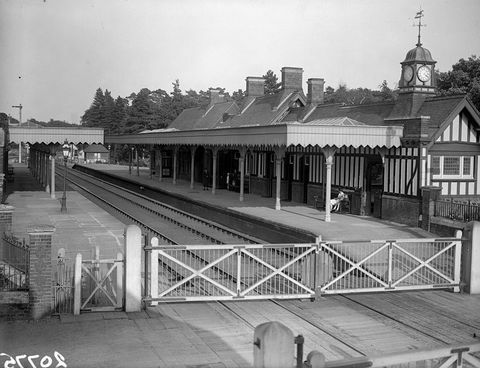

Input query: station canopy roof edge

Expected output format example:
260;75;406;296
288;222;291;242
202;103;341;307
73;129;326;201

105;123;403;149
9;127;104;145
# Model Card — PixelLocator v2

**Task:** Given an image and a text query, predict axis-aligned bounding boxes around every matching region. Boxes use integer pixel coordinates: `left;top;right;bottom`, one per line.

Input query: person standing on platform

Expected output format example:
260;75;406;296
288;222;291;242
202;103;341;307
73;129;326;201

202;168;209;190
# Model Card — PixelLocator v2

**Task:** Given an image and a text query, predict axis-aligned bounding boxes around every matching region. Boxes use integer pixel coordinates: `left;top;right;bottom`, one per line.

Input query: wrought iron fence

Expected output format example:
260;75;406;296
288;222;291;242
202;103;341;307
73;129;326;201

0;232;29;291
434;199;480;222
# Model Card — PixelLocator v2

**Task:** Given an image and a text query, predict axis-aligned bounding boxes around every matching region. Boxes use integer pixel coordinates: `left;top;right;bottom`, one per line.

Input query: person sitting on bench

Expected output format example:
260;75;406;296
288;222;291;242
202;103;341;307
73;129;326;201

330;191;347;212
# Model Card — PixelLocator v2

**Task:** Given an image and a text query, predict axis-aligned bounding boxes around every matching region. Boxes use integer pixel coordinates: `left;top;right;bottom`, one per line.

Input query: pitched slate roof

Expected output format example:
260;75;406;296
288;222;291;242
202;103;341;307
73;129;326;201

303;101;396;126
166;80;477;147
168;107;205;130
303;117;366;126
195;101;239;129
83;143;109;153
168;101;239;130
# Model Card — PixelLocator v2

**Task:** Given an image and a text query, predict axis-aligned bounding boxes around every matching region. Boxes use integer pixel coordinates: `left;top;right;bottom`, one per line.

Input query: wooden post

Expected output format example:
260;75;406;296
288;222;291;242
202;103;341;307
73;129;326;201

74;253;82;315
124;225;142;312
462;221;480;294
253;321;294;368
150;237;159;306
50;154;56;199
304;351;325;368
322;147;336;223
116;252;123;308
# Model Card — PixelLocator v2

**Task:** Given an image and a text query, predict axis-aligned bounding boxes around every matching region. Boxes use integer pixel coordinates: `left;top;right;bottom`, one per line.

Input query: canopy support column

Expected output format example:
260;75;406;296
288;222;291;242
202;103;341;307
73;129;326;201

238;148;247;202
173;146;178;185
211;147;219;195
274;147;285;210
190;146;196;190
129;146;133;175
158;148;163;182
50;153;56;199
136;146;140;176
322;147;337;222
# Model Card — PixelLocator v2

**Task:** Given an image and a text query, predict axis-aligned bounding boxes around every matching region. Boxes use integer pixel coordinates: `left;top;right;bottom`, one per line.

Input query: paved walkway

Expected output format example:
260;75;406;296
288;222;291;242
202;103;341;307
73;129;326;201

81;163;434;241
2;164;477;368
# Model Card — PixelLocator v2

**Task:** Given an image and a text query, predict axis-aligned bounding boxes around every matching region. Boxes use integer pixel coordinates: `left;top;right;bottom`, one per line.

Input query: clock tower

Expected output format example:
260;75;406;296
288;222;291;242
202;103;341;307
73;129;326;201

388;10;438;121
398;10;437;95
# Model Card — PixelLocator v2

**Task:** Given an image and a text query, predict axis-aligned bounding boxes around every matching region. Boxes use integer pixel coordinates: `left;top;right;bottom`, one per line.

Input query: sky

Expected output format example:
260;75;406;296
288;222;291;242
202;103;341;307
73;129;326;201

1;0;479;124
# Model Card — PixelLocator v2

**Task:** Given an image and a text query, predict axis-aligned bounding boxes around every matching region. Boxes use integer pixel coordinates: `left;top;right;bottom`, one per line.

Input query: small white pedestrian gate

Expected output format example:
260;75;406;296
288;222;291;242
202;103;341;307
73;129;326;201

145;233;462;303
73;249;124;314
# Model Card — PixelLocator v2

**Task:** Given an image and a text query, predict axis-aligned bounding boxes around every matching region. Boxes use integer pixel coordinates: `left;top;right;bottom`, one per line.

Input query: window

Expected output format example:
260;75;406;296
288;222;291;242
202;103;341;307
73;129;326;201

431;155;474;179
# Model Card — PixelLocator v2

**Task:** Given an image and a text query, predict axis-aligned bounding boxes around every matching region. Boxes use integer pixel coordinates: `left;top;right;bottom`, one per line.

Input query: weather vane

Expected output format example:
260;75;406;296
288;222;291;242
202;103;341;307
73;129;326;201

413;8;426;47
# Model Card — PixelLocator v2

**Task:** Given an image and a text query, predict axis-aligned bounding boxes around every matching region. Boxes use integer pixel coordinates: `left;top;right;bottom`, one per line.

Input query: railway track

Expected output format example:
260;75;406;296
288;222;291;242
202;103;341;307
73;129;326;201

57;165;462;358
57;165;261;245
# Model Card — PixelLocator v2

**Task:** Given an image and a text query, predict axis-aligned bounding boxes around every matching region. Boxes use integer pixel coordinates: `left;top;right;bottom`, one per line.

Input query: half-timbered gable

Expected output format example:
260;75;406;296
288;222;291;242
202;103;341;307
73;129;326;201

426;98;480;196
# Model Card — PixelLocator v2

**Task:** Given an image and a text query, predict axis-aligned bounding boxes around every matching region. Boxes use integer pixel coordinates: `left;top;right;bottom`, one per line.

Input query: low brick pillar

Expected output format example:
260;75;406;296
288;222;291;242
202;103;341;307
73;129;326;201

420;186;442;231
0;204;14;259
27;224;55;320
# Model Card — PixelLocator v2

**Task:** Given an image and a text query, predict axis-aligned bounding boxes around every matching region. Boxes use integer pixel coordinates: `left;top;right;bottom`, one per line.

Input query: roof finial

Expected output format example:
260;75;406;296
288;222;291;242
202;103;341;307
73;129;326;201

413;8;426;47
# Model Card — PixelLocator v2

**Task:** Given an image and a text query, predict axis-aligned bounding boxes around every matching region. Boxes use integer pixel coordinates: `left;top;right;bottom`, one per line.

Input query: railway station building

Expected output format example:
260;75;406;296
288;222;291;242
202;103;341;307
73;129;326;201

106;39;480;226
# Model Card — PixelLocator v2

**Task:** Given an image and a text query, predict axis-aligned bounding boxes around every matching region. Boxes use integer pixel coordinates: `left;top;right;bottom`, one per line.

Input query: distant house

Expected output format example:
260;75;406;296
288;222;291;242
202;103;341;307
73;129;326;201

83;144;109;164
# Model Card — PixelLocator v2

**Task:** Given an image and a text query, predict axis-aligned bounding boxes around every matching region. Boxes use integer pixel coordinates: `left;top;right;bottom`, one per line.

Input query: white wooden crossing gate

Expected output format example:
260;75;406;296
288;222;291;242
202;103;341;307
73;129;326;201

318;236;462;294
145;233;462;303
73;250;124;314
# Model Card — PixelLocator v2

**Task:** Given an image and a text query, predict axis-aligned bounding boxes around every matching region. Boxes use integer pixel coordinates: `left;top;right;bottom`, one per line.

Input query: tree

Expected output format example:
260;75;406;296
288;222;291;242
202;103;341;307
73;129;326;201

232;89;245;102
437;55;480;111
324;82;396;105
81;88;105;127
263;70;281;95
111;96;128;134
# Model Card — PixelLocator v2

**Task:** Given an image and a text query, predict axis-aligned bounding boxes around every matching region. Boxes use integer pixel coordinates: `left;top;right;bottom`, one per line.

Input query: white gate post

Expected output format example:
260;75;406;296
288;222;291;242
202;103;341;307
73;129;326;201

116;252;123;308
462;221;480;294
125;225;142;312
73;253;82;315
150;237;159;306
253;321;294;368
454;230;462;293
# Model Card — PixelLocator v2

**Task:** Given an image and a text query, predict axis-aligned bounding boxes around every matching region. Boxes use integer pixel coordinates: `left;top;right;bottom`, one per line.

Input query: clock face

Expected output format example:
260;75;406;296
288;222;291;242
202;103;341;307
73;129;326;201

403;66;414;83
417;65;431;82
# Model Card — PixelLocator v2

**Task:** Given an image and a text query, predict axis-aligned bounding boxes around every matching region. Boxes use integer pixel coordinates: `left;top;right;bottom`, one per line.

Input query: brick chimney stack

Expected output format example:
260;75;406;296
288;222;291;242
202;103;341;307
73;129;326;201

281;67;303;91
246;77;265;97
209;88;225;105
307;78;325;105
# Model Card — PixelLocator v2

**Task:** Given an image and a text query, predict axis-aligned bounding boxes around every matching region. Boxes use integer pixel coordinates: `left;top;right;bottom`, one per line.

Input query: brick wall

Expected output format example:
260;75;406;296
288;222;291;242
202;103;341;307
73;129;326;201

382;194;421;227
0;291;29;320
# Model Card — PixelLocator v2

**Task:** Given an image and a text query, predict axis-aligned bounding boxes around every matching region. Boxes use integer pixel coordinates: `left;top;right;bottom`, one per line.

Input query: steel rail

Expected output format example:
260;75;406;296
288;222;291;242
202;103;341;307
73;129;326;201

62;165;259;245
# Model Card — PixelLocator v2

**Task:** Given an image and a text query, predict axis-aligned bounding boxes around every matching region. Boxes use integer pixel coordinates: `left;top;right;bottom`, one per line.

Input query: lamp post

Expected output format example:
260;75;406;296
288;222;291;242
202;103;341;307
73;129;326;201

60;139;69;213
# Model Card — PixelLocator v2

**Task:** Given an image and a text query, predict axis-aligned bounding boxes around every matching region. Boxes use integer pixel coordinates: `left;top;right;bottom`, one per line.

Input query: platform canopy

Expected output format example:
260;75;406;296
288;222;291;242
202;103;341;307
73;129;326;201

9;127;104;145
105;123;403;149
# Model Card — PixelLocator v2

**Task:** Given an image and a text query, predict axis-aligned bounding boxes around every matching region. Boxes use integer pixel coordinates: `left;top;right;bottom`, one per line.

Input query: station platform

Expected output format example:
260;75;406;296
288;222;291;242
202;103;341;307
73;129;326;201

78;163;434;241
2;163;479;368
